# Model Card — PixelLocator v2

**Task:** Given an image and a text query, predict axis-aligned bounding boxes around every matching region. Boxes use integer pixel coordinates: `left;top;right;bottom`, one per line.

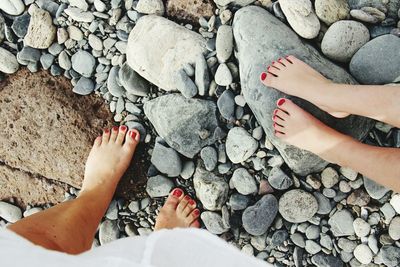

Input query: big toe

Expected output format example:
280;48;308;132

124;129;140;149
163;188;184;211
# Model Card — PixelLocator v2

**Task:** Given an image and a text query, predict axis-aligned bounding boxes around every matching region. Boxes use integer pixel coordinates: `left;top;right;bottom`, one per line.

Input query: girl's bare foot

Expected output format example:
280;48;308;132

272;98;349;158
260;55;350;118
155;188;201;230
81;126;140;194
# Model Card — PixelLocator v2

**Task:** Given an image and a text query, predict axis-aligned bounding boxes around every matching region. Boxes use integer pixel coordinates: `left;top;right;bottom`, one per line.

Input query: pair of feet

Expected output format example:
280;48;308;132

260;55;349;156
81;126;201;231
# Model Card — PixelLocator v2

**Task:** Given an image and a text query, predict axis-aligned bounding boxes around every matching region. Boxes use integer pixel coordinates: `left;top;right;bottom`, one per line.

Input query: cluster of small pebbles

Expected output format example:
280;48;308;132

1;0;400;266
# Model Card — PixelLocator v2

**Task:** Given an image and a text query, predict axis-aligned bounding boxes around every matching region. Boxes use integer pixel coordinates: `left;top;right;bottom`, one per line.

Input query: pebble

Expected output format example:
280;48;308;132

136;0;164;15
321;20;370;63
0;0;25;15
315;0;350;25
353;218;370;237
279;0;320;39
69;0;89;11
71;50;96;77
229;193;250;211
64;7;94;23
105;200;118;220
376;245;400;267
201;211;229;234
338;238;357;253
389;216;400;240
57;28;68;44
350;9;379;24
151;142;182;177
180;161;195;179
24;8;56;49
107;66;125;97
73;77;95;95
268;166;293;190
242;195;278;236
321;167;339;188
364;176;390;200
146;175;174;197
0;47;19;74
230;168;258;195
0;201;22;223
216;25;233;63
215;63;233;86
354;244;373;264
18;46;40;63
58;51;71;70
39;53;54;70
347;188;370;206
290;233;306;248
305;225;320;240
381;203;396;224
68;25;83;41
313;192;332;215
200;146;218;171
270;230;288;248
328;209;355;237
311;253;343;267
390;194;400;213
94;0;106;12
305;240;321;255
11;13;30;38
339;167;358;181
306;175;321;190
217;89;235;121
23;207;43;217
99;220;119;245
279;189;318;223
128;201;140;213
193;168;228;211
226;127;258;164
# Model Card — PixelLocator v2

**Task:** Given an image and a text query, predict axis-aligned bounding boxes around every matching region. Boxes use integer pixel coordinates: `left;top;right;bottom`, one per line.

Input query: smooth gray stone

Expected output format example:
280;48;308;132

200;146;218;171
350;34;400;84
73;77;95;95
311;253;343;267
242;194;278;236
271;230;289;248
364;176;390;199
201;211;230;234
99;220;119;245
0;201;22;223
107;66;125;97
11;12;30;38
71;50;95;77
18;46;40;63
176;68;198;98
144;94;219;158
376;245;400;267
151;142;182;177
233;6;374;175
217;89;235;121
328;209;355;237
229;193;250;210
313;192;332;215
268;166;293;190
146;175;174;197
40;53;54;70
118;62;149;97
195;55;210;96
230;168;258;195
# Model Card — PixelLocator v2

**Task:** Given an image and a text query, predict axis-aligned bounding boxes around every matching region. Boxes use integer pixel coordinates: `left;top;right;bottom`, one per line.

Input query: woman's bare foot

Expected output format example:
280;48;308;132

80;126;140;194
260;55;350;118
272;98;349;158
155;188;201;230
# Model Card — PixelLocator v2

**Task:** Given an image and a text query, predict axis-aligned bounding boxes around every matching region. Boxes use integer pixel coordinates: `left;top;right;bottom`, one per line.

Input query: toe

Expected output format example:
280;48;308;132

177;195;191;214
163;188;184;210
190;220;201;228
124;129;140;148
277;98;296;114
102;128;111;144
271;61;281;70
261;72;275;88
116;125;128;145
277;57;286;67
110;126;119;142
286;55;298;64
187;209;201;225
182;198;196;217
275;109;289;120
275;131;286;138
273;122;285;133
93;136;102;146
267;65;279;76
273;114;285;124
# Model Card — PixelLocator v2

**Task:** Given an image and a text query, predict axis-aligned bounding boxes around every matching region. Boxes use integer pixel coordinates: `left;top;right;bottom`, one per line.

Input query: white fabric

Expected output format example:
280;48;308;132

0;227;271;267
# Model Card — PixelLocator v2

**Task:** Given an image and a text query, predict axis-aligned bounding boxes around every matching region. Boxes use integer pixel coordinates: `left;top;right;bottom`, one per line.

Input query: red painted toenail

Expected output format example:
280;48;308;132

120;125;127;131
112;126;119;131
273;115;277;120
277;99;285;106
172;188;183;197
194;210;200;216
104;128;110;134
129;131;136;139
260;72;267;81
189;200;195;206
184;195;191;201
278;57;282;61
273;109;278;115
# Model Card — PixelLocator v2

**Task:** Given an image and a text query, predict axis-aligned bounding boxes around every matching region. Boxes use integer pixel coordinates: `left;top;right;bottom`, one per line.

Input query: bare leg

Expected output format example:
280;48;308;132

8;126;140;254
261;55;400;127
272;99;400;192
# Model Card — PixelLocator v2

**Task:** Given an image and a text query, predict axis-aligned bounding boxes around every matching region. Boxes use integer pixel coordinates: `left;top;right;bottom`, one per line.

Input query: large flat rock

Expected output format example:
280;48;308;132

0;69;113;189
233;6;374;175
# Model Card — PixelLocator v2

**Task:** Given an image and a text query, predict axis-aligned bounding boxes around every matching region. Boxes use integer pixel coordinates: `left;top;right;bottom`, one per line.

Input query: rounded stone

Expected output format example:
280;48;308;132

353;218;370;237
389;216;400;241
0;47;19;74
315;0;350;25
216;25;233;63
0;201;22;223
71;50;96;77
278;189;318;223
322;20;370;63
354;244;373;265
146;175;174;197
0;0;25;15
230;168;258;195
136;0;164;15
226;127;258;164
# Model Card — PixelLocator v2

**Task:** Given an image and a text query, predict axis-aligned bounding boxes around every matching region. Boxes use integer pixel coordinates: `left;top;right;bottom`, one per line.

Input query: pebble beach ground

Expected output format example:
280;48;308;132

0;0;400;266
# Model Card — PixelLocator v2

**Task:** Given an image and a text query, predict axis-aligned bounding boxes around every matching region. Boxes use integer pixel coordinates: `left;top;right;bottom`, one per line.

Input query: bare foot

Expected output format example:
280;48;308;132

81;126;140;194
260;55;349;118
155;188;201;230
272;98;349;157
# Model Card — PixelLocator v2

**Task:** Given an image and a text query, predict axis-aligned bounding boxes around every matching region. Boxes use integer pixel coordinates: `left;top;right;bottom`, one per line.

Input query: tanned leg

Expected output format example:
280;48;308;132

261;55;400;127
8;126;140;254
272;98;400;192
